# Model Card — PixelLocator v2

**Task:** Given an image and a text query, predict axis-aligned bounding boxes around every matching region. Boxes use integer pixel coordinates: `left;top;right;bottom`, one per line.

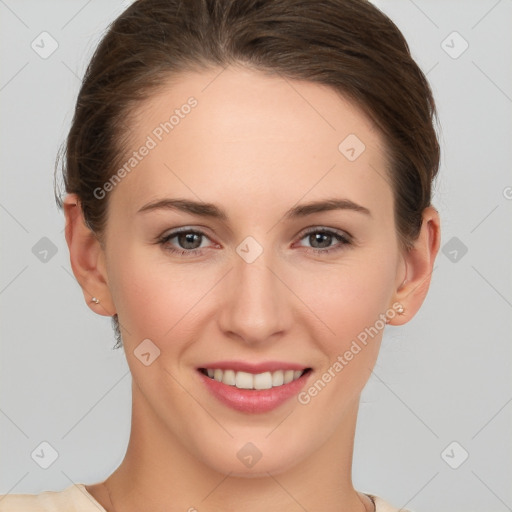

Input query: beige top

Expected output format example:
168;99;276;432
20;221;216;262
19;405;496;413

0;484;413;511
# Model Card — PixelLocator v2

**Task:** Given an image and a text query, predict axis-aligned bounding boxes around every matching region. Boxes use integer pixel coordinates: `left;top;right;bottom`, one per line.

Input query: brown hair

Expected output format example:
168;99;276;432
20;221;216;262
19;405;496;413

55;0;440;348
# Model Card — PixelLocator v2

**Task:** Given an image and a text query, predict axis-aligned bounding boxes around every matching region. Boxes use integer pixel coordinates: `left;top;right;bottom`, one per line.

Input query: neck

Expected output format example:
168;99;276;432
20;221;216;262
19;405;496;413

95;382;370;512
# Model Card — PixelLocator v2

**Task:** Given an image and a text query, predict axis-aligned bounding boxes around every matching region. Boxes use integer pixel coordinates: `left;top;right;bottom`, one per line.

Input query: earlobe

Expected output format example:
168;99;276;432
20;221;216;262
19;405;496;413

63;193;116;317
388;206;441;326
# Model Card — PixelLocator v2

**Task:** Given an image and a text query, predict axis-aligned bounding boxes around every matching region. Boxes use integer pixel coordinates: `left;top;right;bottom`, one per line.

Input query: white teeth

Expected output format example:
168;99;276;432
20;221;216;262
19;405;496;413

283;370;295;384
203;368;306;390
272;370;284;387
235;371;253;389
253;372;272;390
222;369;236;386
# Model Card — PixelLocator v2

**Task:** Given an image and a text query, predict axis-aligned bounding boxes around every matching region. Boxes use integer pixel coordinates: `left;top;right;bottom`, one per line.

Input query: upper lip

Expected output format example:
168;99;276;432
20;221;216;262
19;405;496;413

198;361;310;374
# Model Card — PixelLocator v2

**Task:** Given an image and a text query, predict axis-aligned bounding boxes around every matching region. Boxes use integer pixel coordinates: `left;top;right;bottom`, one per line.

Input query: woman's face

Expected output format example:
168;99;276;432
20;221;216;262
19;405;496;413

100;66;407;475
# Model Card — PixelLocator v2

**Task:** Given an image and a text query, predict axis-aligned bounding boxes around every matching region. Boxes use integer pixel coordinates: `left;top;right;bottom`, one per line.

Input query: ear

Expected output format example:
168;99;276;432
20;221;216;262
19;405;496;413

63;193;116;316
388;206;441;326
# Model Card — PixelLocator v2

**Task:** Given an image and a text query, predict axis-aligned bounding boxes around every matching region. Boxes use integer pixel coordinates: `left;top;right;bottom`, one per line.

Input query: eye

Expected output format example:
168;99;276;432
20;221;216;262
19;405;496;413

157;228;214;256
156;226;352;257
295;227;352;254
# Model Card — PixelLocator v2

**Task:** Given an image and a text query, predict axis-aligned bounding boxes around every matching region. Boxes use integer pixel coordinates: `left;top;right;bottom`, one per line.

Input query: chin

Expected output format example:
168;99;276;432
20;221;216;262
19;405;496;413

196;437;308;478
208;456;299;478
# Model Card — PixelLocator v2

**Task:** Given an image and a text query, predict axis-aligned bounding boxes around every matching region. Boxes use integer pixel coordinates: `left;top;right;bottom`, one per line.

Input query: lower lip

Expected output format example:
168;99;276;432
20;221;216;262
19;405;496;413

198;370;311;413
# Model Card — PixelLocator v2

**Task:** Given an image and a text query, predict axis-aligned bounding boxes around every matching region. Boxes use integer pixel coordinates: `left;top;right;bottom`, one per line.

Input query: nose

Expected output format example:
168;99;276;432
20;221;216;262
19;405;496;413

217;250;291;345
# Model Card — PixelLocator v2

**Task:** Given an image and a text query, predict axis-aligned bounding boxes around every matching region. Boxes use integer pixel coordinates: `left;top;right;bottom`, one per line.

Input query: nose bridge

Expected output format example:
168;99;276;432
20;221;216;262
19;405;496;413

218;244;288;344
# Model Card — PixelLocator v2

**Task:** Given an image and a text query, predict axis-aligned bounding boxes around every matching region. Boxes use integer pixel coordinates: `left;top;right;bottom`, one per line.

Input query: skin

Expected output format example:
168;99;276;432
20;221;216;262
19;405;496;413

64;65;440;512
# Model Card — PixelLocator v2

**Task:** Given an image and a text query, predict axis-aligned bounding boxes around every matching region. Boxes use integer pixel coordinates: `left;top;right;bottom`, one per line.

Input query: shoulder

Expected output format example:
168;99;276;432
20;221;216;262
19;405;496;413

0;484;106;512
1;486;414;512
369;494;416;512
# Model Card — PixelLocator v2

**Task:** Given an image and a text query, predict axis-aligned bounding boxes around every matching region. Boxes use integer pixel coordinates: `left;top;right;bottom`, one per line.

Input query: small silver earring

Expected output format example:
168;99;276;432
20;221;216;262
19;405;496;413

91;297;100;304
386;304;405;324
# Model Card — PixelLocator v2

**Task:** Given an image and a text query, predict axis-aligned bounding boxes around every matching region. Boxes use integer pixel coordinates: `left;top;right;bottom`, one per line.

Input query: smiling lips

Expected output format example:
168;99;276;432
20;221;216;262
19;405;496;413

197;362;312;413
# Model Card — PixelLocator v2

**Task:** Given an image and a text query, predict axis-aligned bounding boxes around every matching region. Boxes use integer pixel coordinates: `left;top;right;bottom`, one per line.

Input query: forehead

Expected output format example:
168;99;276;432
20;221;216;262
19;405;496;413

110;65;392;216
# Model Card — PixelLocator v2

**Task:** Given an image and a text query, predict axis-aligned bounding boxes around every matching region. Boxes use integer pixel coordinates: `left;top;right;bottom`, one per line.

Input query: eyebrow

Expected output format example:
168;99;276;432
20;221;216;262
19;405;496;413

137;197;371;219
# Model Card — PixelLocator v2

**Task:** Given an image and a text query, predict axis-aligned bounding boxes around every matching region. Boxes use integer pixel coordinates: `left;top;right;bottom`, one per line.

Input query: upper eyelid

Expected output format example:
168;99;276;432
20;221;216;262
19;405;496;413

298;226;350;237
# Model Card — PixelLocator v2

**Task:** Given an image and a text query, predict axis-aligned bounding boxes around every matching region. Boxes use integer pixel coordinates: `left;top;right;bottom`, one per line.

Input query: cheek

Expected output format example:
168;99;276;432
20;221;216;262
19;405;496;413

106;242;218;348
309;257;393;322
291;258;396;421
292;249;397;364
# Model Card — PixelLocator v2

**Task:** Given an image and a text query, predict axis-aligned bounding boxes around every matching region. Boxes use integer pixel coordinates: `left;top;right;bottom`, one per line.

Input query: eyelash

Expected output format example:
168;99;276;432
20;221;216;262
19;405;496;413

156;227;352;257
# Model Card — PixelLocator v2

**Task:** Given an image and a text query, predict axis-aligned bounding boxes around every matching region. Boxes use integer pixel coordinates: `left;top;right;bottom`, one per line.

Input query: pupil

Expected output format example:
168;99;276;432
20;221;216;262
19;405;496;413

179;233;200;249
311;232;331;248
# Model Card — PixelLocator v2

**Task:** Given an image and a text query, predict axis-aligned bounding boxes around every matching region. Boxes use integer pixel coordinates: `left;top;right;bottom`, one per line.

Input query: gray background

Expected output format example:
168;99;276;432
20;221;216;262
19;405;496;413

1;1;511;511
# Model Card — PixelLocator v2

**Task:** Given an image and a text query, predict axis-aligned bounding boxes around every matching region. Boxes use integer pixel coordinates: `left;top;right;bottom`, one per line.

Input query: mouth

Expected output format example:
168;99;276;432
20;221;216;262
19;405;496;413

196;363;313;414
198;367;312;390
